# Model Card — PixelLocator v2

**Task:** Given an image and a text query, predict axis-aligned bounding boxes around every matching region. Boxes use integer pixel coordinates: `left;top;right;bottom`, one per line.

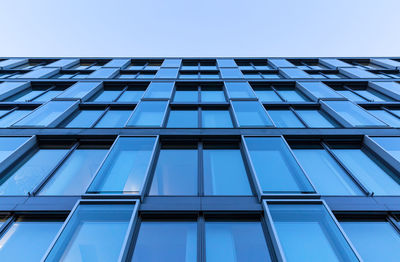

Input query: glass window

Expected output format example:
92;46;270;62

268;203;359;262
167;109;198;128
57;82;101;100
203;146;251;195
332;148;400;195
155;68;179;78
337;89;367;102
150;145;198;195
220;68;244;79
201;88;226;102
244;137;314;193
0;148;68;195
276;88;309;102
5;88;46;102
372;137;400;162
217;59;237;67
44;203;134;262
292;147;363;195
0;110;31;127
253;87;283;102
323;101;386;127
95;109;131;128
224;82;256;99
202;110;233;128
33;89;63;102
143;82;174;99
86;68;118;79
62;109;103;128
340;220;400;262
117;89;144;102
267;109;305;128
262;73;281;79
356;89;393;102
205;221;272;262
0;137;30;163
231;101;273;127
127;101;168;127
368;110;400;127
131;221;197;262
280;68;312;78
173;87;198;102
0;217;63;262
89;89;122;102
297;82;342;99
14;101;77;127
39;148;108;195
296;109;340;128
88;137;156;194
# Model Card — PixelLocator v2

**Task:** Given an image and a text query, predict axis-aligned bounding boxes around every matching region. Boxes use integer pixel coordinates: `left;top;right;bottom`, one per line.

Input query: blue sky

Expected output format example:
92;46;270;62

1;0;399;57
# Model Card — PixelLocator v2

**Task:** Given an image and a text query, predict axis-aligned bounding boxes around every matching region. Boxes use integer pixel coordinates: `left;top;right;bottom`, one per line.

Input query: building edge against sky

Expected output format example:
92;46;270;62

0;57;399;261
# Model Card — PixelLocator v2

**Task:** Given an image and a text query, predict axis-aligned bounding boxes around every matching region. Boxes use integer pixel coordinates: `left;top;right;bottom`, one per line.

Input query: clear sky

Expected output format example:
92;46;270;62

1;0;399;57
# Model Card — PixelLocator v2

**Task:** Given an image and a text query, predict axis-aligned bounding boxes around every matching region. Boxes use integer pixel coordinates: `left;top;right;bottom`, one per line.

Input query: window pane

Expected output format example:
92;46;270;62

88;137;156;194
117;90;144;102
336;90;367;102
268;109;305;128
62;110;103;128
0;148;68;195
174;89;198;102
167;110;198;128
0;218;63;262
45;204;134;262
0;137;29;163
90;90;122;102
293;148;363;195
33;90;63;102
231;101;273;127
205;221;272;262
155;68;179;78
5;89;45;102
269;204;359;262
356;89;392;102
296;109;339;128
297;82;342;99
0;110;31;127
341;220;400;262
372;137;400;162
332;148;400;195
202;110;233;128
150;147;197;195
95;110;131;128
225;82;256;99
131;221;197;262
127;101;168;127
276;89;309;102
39;148;108;195
244;137;314;193
201;90;225;102
253;88;282;102
143;82;174;99
368;110;400;127
323;101;386;127
220;68;244;79
14;101;76;127
204;148;251;195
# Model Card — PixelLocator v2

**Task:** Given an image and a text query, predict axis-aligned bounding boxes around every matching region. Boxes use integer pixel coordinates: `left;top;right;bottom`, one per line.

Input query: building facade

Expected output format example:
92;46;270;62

0;57;399;261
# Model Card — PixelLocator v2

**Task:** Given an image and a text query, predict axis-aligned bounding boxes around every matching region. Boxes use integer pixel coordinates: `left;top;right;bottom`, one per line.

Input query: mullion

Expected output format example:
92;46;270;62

289;106;309;127
114;85;129;102
91;106;111;127
270;86;286;102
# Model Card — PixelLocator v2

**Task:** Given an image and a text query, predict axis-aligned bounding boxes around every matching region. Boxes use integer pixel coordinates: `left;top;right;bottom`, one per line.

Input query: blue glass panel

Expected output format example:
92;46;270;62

224;82;256;99
204;148;251;195
0;137;29;163
88;137;156;194
32;90;63;102
356;89;392;102
336;90;367;102
39;149;107;195
155;68;179;78
231;101;273;127
201;90;225;102
131;221;197;262
217;59;237;67
368;110;400;127
244;137;314;193
297;82;342;99
341;221;400;262
205;221;272;262
150;148;197;195
127;101;168;127
372;137;400;162
293;148;363;195
143;82;174;99
276;89;309;102
57;82;102;100
0;110;31;127
202;110;233;128
0;148;68;195
269;204;359;262
63;110;103;128
167;110;198;128
296;109;339;128
267;109;304;128
174;89;198;102
45;204;134;262
95;110;131;128
5;89;45;102
220;68;244;79
90;90;122;102
332;148;400;195
254;88;282;102
117;90;144;102
161;59;181;67
0;218;63;262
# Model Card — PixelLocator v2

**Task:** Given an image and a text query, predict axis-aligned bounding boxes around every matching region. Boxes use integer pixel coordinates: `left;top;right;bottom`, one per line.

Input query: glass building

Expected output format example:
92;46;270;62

0;57;399;261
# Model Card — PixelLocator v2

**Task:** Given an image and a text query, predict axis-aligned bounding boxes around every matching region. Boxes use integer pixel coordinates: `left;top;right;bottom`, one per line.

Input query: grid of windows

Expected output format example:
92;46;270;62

0;57;399;261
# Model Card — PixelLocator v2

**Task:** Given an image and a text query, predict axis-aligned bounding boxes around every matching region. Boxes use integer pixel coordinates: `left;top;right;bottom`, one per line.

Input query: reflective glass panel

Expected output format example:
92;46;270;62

62;110;103;128
296;109;339;128
224;82;256;99
0;110;31;127
127;101;168;127
143;82;174;99
0;137;29;163
253;88;282;102
90;90;122;102
231;101;273;127
372;137;400;162
368;110;400;127
202;110;233;128
167;110;198;128
95;110;131;128
276;89;309;102
117;90;144;102
268;109;304;128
